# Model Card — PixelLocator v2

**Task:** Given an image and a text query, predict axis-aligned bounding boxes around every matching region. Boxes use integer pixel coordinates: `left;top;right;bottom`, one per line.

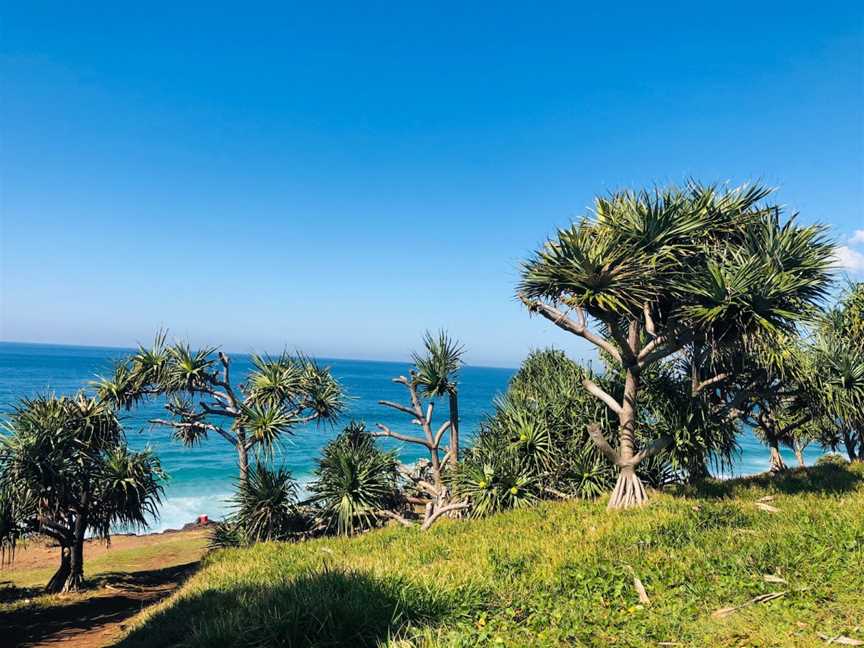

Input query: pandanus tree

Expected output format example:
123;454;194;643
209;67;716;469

730;338;820;472
412;330;465;465
97;332;344;486
374;336;469;529
808;283;864;461
0;394;164;592
308;422;402;535
210;464;308;548
518;182;833;509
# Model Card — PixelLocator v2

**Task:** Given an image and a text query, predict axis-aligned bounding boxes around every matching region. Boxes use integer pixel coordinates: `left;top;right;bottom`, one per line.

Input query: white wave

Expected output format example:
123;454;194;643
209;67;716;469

144;491;233;533
134;475;316;534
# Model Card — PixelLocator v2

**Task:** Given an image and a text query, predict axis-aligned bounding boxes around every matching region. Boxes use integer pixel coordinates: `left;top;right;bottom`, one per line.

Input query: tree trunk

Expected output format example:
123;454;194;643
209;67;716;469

60;501;89;593
841;430;858;462
607;464;648;510
617;367;639;464
768;441;787;473
448;391;459;465
687;460;710;484
45;545;71;594
794;441;805;468
608;358;648;510
66;533;85;592
237;431;249;485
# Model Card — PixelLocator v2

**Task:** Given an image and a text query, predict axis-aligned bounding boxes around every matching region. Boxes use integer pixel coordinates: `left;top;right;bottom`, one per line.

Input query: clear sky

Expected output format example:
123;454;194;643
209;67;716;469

1;2;862;367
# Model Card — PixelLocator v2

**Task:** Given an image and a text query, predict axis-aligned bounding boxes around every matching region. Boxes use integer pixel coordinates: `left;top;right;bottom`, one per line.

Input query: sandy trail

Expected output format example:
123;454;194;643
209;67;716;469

1;528;209;648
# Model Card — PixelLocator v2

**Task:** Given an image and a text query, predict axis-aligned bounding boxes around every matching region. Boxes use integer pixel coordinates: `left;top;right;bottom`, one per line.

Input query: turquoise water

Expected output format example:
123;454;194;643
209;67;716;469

0;342;824;531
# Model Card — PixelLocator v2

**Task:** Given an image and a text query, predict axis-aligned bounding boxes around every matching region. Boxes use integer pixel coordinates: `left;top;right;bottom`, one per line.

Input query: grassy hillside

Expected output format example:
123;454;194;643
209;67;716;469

119;464;864;647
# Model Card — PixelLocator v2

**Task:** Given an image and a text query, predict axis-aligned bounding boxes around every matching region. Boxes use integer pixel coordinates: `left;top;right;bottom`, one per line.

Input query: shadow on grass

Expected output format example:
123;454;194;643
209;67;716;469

0;561;198;648
676;463;864;499
118;566;453;648
0;582;43;604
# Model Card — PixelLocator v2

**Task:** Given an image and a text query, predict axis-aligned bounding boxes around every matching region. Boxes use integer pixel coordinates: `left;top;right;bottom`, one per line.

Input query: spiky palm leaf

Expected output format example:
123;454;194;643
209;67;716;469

412;330;464;397
245;353;304;407
297;358;345;422
237;402;298;456
164;343;217;393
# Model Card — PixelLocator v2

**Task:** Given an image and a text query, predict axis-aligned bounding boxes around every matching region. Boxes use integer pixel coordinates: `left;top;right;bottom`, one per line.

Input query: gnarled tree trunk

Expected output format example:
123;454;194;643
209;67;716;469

60;495;90;593
608;464;647;510
794;441;805;468
768;440;787;473
45;545;71;594
66;535;85;592
607;353;650;510
841;429;860;462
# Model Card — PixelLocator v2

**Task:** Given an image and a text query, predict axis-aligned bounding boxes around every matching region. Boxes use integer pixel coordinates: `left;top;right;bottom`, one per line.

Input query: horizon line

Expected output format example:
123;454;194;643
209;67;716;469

0;339;519;372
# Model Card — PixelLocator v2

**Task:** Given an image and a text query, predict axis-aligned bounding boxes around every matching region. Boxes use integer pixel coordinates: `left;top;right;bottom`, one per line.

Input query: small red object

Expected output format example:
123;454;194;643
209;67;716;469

197;515;209;525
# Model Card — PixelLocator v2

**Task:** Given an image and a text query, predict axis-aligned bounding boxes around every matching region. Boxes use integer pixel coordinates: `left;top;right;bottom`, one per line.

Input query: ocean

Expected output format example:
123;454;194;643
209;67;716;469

0;342;825;532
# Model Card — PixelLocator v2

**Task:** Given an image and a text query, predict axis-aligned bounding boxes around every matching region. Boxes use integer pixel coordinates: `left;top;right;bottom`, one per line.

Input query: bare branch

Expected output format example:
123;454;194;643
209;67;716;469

420;501;469;531
543;486;573;500
631;435;674;465
210;351;242;410
440;448;454;467
692;373;729;396
433;420;451;447
406;380;425;420
582;378;623;415
378;400;421;418
200;402;237;417
38;517;72;540
518;294;623;365
376;510;415;528
374;423;432;448
415;480;440;497
290;409;321;425
209;389;232;404
643;302;656;337
587;423;620;465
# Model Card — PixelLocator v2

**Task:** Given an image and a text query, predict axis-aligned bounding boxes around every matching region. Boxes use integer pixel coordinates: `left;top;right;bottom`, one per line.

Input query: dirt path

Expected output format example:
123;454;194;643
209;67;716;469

0;528;209;648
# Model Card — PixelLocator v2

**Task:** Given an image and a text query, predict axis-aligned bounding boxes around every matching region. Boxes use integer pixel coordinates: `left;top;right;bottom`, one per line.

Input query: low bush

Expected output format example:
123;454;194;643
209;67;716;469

308;422;402;536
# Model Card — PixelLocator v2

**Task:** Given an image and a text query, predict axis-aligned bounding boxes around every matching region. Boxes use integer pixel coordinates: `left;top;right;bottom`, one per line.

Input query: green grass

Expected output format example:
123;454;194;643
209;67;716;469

0;530;209;619
119;464;864;647
2;532;208;591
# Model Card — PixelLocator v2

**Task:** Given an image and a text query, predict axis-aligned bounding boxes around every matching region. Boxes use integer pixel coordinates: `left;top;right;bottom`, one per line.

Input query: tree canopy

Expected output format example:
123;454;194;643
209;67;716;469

0;394;164;592
518;182;834;508
97;332;344;484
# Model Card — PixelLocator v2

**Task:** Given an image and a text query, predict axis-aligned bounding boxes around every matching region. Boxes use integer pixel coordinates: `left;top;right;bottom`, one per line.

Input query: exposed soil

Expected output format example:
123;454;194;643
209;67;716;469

0;529;208;648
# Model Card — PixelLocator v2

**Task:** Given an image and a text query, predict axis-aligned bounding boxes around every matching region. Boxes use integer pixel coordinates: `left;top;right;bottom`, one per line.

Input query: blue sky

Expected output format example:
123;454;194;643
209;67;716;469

1;2;862;367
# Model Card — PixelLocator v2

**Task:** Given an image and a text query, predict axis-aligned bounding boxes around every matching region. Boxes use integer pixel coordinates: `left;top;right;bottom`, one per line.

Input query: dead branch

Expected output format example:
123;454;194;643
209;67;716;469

420;501;469;531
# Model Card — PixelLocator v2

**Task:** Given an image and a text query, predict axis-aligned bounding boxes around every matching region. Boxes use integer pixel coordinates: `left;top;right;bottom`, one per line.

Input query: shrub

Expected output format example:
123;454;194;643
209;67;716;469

455;350;678;514
817;453;849;467
210;464;307;549
308;422;401;535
